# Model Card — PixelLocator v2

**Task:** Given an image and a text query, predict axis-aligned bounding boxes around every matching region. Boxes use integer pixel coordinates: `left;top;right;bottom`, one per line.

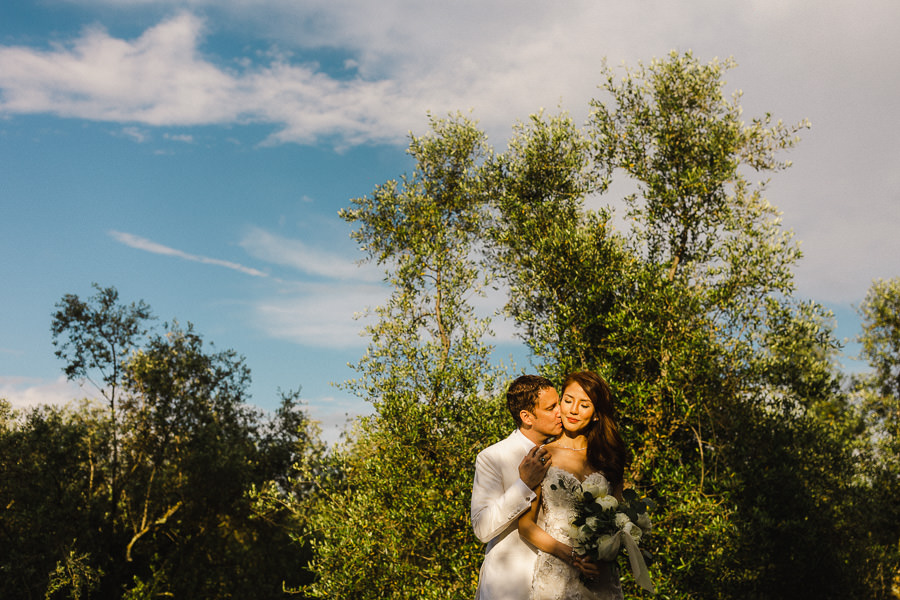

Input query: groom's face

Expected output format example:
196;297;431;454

527;387;563;438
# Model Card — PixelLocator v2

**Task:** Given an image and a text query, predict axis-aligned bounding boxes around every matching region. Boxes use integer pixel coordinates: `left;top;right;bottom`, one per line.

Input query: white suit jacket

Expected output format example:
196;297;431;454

471;430;539;600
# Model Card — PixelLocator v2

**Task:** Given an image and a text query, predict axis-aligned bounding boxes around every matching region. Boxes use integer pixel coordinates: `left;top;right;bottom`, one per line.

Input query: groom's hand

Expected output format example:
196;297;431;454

519;445;551;490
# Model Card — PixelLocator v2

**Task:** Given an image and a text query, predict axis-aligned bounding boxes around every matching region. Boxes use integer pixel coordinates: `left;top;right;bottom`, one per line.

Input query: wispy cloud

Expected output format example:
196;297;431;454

164;133;193;143
250;281;384;348
239;227;388;347
120;126;150;143
240;226;381;282
109;230;269;277
107;226;387;346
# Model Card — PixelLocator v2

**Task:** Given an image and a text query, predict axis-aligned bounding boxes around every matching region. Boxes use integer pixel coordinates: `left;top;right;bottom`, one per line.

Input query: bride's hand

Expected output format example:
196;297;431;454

572;555;602;580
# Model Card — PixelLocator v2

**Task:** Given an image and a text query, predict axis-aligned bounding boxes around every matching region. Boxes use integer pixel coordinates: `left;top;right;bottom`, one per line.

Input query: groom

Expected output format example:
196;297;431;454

471;375;562;599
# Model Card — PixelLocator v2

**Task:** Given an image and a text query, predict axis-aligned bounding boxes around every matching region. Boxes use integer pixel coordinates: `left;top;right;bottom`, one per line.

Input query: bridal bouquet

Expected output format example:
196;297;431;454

551;476;656;592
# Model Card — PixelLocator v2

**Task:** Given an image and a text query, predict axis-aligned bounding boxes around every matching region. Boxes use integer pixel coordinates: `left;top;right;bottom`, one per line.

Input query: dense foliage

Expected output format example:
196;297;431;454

2;52;898;599
1;286;319;599
298;52;899;599
299;116;511;599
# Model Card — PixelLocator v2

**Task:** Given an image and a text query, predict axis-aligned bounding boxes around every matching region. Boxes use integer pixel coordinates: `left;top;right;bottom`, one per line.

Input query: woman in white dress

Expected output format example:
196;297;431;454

518;371;629;600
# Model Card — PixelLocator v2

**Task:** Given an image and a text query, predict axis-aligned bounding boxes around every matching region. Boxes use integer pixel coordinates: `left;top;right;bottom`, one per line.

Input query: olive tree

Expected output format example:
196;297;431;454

853;278;900;594
487;53;870;597
51;284;154;523
303;114;510;599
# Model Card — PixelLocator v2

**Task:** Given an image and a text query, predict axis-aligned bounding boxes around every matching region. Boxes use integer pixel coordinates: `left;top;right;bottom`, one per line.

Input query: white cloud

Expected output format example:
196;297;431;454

0;376;94;411
789;193;900;304
304;394;372;445
0;14;238;124
240;226;381;282
0;4;702;145
164;132;193;143
109;230;269;277
4;2;898;151
3;0;899;308
0;12;417;145
250;280;385;348
121;125;150;142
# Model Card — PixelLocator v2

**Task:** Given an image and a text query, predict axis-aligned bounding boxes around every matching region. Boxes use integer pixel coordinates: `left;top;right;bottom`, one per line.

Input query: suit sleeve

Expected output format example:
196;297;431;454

471;448;536;544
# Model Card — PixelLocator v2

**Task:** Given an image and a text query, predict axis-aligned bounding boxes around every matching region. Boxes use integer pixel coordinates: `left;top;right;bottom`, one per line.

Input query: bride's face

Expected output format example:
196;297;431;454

560;382;596;434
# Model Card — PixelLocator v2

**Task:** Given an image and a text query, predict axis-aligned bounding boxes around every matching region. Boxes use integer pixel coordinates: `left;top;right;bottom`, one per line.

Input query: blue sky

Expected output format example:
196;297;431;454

2;0;899;442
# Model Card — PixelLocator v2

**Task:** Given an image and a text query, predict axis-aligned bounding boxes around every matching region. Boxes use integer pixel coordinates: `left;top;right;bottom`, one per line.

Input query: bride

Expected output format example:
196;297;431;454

518;371;629;600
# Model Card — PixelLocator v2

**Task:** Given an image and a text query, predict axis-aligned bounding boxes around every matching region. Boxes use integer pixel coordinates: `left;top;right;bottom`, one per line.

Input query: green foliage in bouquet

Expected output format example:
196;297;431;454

552;476;656;577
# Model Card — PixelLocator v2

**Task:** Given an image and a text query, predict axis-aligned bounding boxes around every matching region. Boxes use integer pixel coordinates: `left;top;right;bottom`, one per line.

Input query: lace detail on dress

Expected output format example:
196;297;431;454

530;467;624;600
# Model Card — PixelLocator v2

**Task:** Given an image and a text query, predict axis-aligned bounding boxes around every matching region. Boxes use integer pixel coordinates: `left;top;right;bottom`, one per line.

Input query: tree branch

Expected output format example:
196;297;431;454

125;500;183;562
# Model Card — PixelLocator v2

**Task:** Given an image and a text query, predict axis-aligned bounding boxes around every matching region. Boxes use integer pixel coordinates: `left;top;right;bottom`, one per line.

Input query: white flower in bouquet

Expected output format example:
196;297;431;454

623;521;643;544
636;511;652;533
568;524;590;547
597;494;618;511
581;479;609;500
569;525;587;554
563;482;657;593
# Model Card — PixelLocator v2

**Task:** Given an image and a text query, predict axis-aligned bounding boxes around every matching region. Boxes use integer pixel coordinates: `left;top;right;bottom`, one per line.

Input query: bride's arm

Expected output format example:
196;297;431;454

517;488;575;565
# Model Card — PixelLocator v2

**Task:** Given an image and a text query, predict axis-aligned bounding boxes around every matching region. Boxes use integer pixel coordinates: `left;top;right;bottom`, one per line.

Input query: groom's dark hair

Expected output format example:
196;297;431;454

507;375;554;426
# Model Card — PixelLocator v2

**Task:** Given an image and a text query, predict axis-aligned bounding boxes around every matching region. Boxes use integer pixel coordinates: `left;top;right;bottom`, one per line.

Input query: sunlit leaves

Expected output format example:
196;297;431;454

856;278;900;483
486;52;881;597
306;114;507;599
299;52;898;599
589;51;808;285
859;278;900;404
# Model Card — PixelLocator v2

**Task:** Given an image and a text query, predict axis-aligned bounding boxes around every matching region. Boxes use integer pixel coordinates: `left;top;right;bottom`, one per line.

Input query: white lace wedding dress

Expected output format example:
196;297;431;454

531;466;624;600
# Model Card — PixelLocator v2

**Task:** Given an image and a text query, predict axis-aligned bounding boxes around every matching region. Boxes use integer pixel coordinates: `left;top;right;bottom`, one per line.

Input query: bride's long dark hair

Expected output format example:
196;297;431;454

563;371;627;490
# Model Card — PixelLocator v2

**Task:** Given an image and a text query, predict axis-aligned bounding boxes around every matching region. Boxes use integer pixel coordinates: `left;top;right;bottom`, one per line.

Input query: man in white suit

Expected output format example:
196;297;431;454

471;375;563;600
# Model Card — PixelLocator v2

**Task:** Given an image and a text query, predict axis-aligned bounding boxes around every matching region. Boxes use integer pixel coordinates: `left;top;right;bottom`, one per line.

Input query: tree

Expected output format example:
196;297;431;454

118;321;254;559
113;321;313;598
303;114;510;599
5;287;322;599
44;547;103;600
51;283;154;523
590;52;806;287
859;278;900;424
854;278;900;595
486;53;874;597
0;401;107;600
294;53;896;598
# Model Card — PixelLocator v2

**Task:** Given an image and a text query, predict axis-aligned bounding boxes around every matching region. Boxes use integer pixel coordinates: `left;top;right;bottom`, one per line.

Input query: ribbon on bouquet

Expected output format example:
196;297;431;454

595;526;655;593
